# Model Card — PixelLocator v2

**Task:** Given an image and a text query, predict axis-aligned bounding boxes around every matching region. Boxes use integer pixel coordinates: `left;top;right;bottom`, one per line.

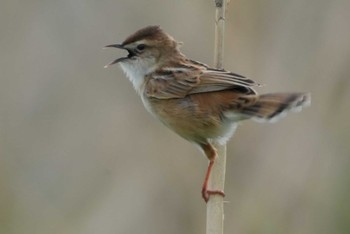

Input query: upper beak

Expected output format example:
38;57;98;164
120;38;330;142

104;44;124;49
104;44;128;68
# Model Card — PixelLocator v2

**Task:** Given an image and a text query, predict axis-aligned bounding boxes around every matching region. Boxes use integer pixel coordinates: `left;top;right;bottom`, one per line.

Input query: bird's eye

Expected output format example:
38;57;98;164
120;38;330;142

136;44;146;51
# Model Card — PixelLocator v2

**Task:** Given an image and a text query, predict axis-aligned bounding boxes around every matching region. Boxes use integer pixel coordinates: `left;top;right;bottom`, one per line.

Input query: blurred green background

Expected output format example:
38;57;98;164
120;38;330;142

1;0;349;233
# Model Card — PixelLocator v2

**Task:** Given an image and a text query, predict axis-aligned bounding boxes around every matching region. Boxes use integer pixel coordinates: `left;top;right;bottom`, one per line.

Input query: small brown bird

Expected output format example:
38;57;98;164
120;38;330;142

105;25;310;202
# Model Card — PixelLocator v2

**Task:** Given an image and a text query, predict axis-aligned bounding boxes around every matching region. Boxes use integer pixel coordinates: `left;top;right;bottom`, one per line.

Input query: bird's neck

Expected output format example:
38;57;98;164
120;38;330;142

119;59;157;95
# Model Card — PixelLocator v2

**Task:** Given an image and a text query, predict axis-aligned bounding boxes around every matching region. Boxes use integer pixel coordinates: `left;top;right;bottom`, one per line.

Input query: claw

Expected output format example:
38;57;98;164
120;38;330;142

202;188;225;203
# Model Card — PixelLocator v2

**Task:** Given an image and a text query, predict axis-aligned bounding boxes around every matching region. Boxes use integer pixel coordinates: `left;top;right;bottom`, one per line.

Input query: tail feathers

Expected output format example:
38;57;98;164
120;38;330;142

241;93;311;123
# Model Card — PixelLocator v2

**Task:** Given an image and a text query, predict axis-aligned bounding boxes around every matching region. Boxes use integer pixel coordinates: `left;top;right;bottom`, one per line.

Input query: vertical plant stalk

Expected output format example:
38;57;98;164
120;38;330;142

206;1;228;234
213;0;227;69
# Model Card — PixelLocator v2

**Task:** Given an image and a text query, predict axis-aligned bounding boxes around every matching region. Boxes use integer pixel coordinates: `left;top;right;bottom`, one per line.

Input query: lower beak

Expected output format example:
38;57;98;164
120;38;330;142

104;44;128;68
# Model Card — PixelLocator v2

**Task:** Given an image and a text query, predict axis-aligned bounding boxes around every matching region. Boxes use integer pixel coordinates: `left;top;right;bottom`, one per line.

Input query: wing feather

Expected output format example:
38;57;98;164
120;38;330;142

145;60;259;99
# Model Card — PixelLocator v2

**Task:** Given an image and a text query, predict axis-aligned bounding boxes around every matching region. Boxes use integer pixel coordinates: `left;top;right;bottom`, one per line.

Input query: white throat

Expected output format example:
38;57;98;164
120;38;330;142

119;57;157;95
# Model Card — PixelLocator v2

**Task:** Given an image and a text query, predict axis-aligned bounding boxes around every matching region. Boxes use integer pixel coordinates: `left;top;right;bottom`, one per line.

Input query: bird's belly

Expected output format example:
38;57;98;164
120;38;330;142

142;96;236;144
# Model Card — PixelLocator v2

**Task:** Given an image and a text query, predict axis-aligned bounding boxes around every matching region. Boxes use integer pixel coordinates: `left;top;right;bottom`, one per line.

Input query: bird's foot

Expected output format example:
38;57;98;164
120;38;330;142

202;188;225;203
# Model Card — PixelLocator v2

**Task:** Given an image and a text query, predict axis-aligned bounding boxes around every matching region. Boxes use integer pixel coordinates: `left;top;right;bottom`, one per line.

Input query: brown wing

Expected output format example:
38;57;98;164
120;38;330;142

191;68;259;95
144;67;202;99
145;61;259;99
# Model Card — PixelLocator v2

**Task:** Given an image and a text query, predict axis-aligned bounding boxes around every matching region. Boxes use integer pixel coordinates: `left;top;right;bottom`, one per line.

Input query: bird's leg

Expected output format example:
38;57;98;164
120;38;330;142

200;143;225;203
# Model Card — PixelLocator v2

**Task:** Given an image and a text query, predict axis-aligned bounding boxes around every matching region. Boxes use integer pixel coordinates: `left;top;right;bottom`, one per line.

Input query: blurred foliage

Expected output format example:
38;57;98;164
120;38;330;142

1;0;349;233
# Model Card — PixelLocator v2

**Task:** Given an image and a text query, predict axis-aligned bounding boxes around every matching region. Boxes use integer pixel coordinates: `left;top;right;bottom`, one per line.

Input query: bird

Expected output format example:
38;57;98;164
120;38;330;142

104;25;311;202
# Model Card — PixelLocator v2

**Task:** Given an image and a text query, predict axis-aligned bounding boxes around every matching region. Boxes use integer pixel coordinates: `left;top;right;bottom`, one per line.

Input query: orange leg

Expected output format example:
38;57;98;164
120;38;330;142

200;143;225;203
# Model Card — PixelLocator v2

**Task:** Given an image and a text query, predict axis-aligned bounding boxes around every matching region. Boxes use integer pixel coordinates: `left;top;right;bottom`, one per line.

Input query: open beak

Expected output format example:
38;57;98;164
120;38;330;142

104;44;129;68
